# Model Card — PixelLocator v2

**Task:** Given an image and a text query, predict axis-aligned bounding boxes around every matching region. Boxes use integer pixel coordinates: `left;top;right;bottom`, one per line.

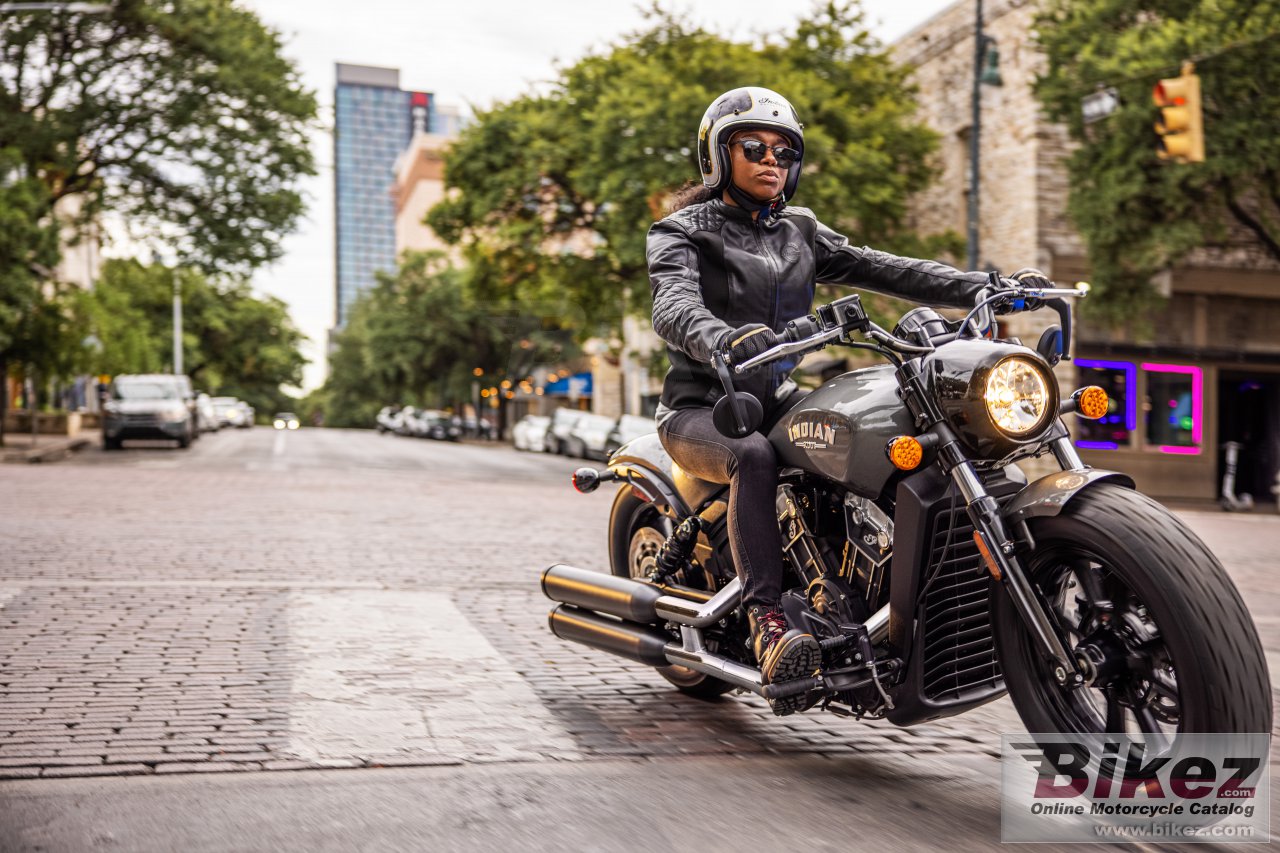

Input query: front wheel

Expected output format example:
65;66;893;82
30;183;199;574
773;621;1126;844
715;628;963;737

609;487;735;700
994;484;1271;736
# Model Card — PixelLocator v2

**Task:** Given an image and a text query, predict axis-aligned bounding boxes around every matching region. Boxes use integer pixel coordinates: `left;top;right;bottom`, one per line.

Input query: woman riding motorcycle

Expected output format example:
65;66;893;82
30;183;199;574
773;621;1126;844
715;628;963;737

647;86;1044;713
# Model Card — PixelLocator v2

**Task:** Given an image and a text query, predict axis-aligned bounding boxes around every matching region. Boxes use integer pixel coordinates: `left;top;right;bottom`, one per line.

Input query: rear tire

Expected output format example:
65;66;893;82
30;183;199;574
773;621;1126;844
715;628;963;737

609;487;735;700
994;484;1271;735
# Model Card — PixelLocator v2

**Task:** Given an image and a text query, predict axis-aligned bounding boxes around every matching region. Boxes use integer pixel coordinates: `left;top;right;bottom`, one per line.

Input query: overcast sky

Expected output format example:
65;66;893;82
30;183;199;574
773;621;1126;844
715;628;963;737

239;0;959;391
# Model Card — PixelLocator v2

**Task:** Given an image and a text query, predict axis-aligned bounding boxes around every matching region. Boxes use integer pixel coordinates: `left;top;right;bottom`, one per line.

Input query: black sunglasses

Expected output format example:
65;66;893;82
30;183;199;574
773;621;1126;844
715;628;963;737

733;139;801;167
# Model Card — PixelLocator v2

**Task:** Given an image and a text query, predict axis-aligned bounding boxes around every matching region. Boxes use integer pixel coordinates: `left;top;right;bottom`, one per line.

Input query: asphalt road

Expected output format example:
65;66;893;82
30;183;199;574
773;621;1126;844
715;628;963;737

1;427;1276;851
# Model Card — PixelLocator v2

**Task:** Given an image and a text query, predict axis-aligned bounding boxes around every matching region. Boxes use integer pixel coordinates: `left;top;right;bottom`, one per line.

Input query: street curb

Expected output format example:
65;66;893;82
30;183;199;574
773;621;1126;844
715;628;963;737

1;435;92;465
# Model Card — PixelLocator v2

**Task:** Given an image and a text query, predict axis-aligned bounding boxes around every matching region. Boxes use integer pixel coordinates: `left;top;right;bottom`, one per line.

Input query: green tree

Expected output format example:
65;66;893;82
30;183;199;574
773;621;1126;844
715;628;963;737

320;252;574;429
0;148;80;444
86;259;307;417
427;2;959;343
0;0;317;419
1035;0;1280;317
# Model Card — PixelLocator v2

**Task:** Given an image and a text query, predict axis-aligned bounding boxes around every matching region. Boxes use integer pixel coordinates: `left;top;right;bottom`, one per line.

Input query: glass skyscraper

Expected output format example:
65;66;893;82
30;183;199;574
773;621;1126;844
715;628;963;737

333;64;433;328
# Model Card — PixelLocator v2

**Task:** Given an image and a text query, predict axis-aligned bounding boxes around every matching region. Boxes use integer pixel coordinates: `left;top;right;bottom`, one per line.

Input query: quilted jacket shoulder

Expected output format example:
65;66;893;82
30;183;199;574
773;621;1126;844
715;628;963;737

662;202;727;235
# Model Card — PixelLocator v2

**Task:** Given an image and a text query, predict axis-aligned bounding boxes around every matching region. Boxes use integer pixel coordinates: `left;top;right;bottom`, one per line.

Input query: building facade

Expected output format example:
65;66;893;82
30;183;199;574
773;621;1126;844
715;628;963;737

333;63;435;329
895;0;1280;502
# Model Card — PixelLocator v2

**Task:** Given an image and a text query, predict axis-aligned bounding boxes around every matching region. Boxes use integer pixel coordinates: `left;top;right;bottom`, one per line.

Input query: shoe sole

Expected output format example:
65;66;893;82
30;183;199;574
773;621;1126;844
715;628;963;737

764;635;821;716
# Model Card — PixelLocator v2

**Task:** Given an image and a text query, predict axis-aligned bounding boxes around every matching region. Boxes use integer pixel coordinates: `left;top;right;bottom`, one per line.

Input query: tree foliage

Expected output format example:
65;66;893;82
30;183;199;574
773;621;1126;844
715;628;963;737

0;0;318;277
0;0;317;413
319;253;575;429
86;259;307;417
1035;0;1280;316
427;2;959;342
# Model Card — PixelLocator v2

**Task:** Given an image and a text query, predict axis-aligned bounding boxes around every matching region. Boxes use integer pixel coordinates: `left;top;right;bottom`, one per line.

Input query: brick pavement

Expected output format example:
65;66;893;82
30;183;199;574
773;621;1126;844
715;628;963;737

0;430;1275;780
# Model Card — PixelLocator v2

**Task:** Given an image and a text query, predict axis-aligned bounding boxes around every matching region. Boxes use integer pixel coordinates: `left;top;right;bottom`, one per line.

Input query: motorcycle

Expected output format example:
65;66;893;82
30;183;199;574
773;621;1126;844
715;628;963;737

542;280;1272;738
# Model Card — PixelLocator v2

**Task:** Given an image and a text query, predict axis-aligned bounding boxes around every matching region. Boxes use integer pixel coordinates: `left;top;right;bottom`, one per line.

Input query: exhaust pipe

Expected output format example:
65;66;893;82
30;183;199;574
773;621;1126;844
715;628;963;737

542;564;743;627
548;604;672;667
541;564;664;623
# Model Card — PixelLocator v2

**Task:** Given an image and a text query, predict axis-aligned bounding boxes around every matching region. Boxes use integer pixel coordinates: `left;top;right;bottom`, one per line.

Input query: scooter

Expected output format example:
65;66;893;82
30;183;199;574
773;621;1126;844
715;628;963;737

1220;441;1253;512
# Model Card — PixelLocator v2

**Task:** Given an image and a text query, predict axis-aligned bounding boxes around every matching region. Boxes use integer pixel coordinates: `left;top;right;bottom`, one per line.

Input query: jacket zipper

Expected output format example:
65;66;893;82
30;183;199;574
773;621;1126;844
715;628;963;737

753;217;783;397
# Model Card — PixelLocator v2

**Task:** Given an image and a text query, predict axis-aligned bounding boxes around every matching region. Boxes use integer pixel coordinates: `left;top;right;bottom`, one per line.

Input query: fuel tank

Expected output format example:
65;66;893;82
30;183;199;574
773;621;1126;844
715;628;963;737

767;363;912;498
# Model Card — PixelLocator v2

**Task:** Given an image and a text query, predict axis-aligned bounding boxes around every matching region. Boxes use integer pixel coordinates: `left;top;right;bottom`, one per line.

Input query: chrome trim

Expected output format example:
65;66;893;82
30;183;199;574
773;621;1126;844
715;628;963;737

952;462;987;503
664;644;764;694
1049;435;1086;470
654;576;741;628
679;625;706;654
865;604;890;645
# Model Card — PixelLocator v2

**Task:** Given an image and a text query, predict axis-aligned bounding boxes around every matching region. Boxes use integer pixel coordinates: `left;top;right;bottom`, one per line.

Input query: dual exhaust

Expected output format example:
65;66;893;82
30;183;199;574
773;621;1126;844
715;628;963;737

542;563;891;698
542;564;764;693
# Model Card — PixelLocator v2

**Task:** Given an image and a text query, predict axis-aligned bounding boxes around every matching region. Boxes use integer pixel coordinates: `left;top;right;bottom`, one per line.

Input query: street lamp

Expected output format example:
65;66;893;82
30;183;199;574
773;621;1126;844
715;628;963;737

967;0;1003;271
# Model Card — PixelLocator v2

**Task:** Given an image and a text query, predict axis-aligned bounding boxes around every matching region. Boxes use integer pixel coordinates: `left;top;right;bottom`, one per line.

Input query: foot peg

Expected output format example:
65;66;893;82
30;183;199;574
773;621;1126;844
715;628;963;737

760;674;822;701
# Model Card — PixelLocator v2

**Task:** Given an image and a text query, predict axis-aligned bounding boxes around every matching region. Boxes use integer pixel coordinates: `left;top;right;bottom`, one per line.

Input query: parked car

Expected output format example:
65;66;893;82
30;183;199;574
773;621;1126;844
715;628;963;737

546;408;585;455
102;374;196;450
418;410;461;441
512;415;551;452
236;401;255;428
273;412;300;430
376;406;403;434
565;412;616;460
211;396;243;428
393;406;418;436
195;392;220;433
604;414;656;457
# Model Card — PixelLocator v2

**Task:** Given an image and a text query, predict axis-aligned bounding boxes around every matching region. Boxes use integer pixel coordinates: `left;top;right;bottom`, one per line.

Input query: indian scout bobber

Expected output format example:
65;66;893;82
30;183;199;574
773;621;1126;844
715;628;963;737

541;280;1272;737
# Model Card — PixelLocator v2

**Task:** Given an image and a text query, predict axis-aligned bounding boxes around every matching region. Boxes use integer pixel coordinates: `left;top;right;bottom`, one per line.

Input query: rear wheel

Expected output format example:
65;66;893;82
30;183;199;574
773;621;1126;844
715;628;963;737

994;484;1271;736
609;487;734;700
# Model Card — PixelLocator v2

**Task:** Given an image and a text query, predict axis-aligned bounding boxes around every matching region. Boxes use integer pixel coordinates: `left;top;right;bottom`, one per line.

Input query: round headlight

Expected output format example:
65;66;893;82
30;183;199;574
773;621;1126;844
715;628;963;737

984;358;1052;436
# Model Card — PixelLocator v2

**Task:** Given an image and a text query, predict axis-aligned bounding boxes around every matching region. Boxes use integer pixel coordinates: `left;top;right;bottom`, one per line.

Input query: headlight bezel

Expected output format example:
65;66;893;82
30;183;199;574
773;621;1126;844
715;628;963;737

926;340;1060;459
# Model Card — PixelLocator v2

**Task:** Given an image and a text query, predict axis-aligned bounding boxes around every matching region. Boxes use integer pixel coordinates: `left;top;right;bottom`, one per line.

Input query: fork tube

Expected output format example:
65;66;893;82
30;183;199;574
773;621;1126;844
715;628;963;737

1050;431;1086;471
947;456;1081;686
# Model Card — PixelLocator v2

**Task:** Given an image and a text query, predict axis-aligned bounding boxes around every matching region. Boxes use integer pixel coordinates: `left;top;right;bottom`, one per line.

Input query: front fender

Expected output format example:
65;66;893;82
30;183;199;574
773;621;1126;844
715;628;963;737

1003;468;1136;525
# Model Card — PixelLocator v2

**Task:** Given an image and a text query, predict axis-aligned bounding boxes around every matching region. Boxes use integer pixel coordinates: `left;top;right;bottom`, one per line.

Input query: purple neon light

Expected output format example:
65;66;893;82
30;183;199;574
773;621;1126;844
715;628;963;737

1142;362;1203;446
1076;441;1119;450
1075;359;1137;430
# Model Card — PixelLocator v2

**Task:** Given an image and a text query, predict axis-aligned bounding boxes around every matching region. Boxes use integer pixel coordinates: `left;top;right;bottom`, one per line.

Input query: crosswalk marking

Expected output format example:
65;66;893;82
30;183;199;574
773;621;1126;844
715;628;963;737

285;590;579;766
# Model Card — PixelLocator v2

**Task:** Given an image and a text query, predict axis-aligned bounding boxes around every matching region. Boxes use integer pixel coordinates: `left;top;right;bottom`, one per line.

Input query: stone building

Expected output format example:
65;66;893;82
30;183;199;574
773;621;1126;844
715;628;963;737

895;0;1280;502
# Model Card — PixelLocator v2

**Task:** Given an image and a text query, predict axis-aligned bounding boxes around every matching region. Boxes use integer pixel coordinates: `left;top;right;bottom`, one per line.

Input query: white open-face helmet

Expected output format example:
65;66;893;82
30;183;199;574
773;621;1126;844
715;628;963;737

697;86;804;200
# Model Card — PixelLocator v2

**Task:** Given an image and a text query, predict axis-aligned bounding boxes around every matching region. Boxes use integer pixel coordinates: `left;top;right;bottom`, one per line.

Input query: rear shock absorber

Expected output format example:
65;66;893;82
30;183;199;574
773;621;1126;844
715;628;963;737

649;516;706;584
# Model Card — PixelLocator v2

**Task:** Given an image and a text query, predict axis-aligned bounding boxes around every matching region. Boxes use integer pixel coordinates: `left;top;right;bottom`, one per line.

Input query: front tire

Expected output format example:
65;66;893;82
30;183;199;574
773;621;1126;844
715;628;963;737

608;487;734;700
994;484;1271;735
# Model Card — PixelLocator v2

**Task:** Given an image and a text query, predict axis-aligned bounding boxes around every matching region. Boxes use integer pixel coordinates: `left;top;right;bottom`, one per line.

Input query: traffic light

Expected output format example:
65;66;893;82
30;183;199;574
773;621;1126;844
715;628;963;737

1153;63;1204;163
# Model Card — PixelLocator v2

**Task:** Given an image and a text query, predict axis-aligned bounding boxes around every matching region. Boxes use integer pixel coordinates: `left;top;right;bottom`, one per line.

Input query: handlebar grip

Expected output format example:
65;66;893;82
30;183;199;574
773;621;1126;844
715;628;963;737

783;315;820;343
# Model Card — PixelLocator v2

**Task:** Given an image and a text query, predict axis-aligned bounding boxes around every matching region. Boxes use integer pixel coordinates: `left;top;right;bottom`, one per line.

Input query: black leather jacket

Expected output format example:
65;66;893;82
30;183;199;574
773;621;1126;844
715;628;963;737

647;198;990;423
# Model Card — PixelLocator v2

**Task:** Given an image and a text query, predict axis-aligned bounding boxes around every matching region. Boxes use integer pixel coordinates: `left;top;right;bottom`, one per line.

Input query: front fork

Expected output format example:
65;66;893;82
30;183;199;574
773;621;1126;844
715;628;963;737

942;425;1086;689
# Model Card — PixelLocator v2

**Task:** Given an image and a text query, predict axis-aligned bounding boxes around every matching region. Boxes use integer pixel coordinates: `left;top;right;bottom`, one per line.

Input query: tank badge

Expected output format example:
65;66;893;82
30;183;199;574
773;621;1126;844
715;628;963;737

787;418;841;450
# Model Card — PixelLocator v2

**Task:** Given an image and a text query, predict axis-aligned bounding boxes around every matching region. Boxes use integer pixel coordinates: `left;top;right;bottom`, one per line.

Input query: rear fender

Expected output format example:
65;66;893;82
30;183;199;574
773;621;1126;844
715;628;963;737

608;433;690;517
1002;469;1135;526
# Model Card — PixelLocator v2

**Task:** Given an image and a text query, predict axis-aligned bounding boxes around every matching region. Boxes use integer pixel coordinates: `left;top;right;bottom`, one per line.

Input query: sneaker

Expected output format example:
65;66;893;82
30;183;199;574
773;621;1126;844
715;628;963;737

747;606;821;716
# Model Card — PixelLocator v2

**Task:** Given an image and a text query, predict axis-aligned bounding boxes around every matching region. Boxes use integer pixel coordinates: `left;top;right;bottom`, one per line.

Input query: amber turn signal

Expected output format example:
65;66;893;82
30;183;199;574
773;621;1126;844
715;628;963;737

1076;386;1109;420
886;436;924;471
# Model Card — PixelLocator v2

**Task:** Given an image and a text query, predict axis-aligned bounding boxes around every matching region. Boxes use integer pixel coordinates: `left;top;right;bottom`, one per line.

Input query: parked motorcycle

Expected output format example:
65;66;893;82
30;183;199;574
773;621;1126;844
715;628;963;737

542;280;1271;738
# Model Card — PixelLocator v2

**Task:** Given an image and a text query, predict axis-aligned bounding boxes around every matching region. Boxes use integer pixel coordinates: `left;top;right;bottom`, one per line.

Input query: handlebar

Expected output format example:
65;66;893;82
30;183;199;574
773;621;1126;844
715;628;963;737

730;279;1090;376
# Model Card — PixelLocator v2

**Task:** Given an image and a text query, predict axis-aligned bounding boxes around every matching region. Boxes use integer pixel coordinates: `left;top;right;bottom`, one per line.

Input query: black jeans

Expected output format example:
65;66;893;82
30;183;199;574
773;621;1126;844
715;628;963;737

657;389;805;611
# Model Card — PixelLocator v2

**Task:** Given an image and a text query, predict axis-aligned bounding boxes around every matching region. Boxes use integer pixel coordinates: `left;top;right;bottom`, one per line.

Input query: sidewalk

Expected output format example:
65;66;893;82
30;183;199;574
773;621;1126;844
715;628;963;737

0;432;96;464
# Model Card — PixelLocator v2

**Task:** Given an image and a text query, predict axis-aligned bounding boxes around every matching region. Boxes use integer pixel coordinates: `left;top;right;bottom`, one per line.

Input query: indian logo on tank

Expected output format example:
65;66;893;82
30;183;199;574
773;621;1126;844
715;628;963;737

787;417;843;450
